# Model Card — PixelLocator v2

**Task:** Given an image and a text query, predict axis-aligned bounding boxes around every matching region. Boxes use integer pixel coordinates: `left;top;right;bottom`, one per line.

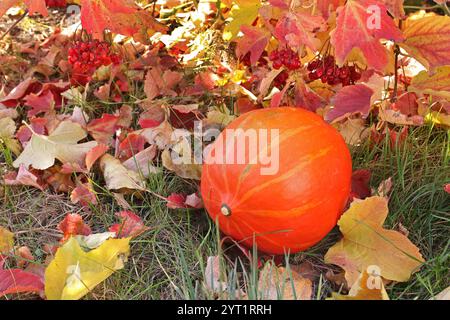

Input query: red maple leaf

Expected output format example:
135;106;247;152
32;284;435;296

236;25;269;66
80;0;167;41
330;0;403;71
109;211;149;238
274;11;326;51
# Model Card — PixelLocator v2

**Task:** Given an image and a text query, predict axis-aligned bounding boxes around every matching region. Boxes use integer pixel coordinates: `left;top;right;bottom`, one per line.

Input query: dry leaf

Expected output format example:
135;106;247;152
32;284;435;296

99;154;146;191
325;196;425;287
330;269;389;300
258;261;312;300
162;149;202;180
13;121;97;170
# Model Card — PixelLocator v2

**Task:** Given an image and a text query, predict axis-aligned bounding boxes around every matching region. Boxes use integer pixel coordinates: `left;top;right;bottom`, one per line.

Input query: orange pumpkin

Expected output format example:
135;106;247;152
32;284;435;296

201;107;352;254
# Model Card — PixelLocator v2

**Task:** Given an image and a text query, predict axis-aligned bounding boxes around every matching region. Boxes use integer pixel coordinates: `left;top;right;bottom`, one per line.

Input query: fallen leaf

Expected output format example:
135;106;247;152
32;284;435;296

325;196;425;287
13;120;97;170
122;145;159;177
375;177;393;198
144;68;183;101
204;256;228;293
109;211;149;238
23;90;55;117
70;183;97;207
431;286;450;300
87;114;120;144
44;237;130;300
75;232;116;250
162;149;202;180
0;78;38;108
117;133;146;160
4;164;44;190
330;269;389;300
85;144;109;171
351;169;372;199
258;261;313;300
167;192;203;209
336;118;369;146
0;267;45;298
0;116;21;155
58;213;92;243
444;184;450;195
0;227;14;253
99;154;146;191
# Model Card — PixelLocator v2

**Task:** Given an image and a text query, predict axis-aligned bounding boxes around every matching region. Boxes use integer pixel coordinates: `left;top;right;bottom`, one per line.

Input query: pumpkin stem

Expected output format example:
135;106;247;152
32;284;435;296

220;204;231;216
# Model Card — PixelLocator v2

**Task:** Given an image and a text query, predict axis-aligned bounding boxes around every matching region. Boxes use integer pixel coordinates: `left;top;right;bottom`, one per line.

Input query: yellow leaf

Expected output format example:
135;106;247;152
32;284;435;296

325;197;425;287
330;269;389;300
0;117;21;155
223;0;262;41
417;99;450;128
0;226;14;253
45;237;130;300
400;15;450;71
13;121;97;170
409;66;450;100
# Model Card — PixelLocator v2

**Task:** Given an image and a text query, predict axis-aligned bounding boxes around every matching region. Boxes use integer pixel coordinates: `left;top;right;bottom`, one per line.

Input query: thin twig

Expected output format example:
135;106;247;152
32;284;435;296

403;5;440;10
0;10;29;41
391;20;403;103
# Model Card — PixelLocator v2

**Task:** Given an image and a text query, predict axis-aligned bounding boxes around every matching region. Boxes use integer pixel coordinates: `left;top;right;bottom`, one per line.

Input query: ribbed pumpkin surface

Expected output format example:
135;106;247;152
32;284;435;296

201;107;352;254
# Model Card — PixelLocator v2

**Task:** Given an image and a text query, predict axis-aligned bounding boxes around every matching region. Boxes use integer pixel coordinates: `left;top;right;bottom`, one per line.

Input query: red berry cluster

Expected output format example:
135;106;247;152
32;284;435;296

307;55;361;86
68;40;121;85
45;0;67;8
269;48;301;70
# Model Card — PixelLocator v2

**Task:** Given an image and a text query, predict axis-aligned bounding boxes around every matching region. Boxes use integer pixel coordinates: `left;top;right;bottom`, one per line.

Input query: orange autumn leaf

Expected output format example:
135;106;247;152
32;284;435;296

401;15;450;71
325;196;424;286
58;213;92;243
330;269;389;300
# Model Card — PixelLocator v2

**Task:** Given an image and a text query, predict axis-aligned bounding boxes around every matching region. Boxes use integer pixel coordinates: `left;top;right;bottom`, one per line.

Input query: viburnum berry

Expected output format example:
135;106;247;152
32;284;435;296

307;55;361;87
68;39;121;85
45;0;67;8
269;48;301;71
